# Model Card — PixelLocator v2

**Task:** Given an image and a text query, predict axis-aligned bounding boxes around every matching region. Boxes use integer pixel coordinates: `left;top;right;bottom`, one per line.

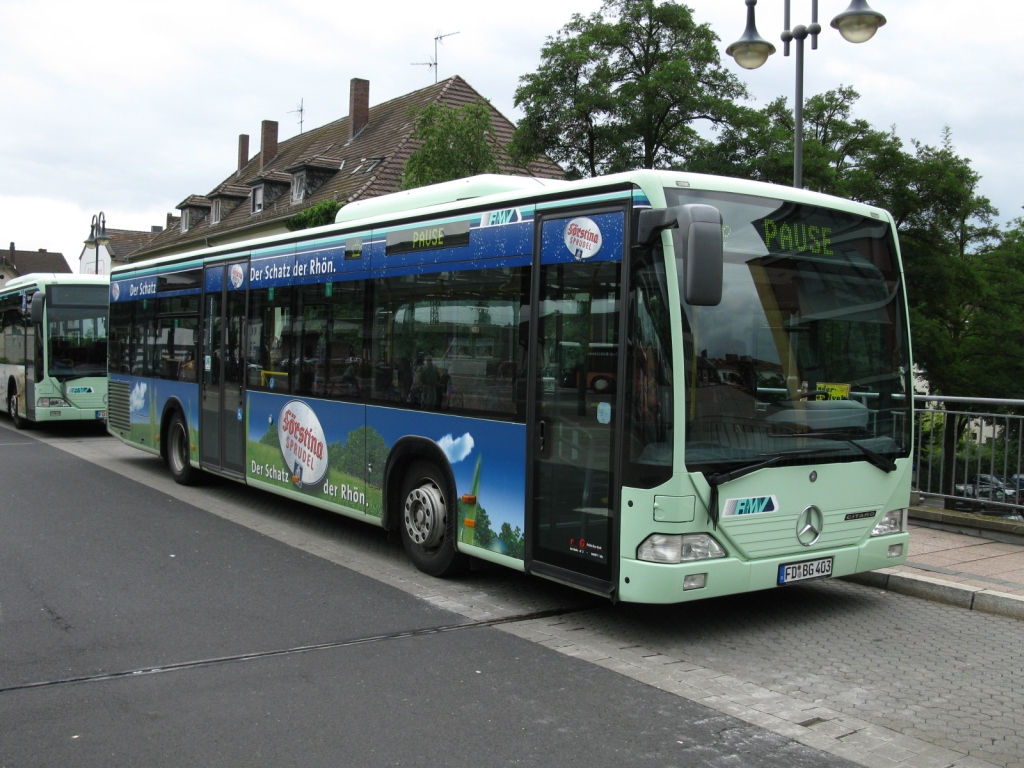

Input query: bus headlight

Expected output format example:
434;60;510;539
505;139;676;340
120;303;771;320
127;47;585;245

637;533;726;564
38;398;70;407
871;508;907;536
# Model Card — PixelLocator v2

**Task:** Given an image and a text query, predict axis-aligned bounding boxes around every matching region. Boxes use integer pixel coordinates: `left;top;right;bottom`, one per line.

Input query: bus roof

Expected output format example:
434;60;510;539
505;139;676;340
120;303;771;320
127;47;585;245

2;273;109;294
110;170;896;277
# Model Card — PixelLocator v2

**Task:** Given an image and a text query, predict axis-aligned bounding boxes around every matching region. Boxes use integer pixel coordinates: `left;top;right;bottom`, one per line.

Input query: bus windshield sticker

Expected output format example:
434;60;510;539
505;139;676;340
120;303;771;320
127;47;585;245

722;496;779;517
814;382;850;401
386;220;471;255
564;217;603;261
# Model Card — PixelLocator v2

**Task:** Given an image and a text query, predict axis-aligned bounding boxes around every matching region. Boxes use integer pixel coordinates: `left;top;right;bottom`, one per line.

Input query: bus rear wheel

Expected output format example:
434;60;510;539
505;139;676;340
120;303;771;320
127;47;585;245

8;388;26;430
167;412;199;486
399;461;468;577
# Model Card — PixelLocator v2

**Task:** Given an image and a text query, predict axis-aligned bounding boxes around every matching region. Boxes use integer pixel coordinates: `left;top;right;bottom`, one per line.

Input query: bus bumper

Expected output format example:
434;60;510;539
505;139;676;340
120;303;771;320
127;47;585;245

617;532;910;604
33;405;107;423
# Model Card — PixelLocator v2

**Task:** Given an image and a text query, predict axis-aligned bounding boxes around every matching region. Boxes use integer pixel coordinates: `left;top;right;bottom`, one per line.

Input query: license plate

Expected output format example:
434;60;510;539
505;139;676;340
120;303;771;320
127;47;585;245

96;410;106;420
778;557;833;585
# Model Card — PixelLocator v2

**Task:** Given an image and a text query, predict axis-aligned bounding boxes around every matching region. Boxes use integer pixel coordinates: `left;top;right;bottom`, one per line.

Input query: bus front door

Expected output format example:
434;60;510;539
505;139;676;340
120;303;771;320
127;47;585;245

201;262;247;476
528;208;625;595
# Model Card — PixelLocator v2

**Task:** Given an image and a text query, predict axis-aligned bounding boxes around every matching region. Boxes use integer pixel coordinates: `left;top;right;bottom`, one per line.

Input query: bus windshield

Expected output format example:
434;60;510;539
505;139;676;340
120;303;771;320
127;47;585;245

46;285;109;380
666;188;912;473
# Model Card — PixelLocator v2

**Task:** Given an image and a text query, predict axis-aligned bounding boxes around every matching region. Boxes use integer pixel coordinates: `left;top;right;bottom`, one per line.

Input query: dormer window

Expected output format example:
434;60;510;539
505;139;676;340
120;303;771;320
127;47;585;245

212;199;222;225
285;159;341;206
291;172;306;204
252;185;264;213
176;198;211;233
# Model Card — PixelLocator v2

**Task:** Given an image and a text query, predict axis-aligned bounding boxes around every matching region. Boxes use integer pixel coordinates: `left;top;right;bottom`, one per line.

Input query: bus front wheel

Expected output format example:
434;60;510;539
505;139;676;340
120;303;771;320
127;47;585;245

8;388;25;430
167;412;199;486
399;461;468;577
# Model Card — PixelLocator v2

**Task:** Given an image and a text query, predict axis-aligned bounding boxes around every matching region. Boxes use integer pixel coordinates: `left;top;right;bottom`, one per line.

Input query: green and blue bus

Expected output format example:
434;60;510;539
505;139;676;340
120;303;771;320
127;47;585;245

107;170;912;603
1;273;109;428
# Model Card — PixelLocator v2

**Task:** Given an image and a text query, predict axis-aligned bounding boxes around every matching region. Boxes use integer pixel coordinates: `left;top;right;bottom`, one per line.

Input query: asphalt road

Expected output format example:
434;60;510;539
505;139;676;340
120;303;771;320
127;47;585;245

0;424;856;768
2;423;1024;765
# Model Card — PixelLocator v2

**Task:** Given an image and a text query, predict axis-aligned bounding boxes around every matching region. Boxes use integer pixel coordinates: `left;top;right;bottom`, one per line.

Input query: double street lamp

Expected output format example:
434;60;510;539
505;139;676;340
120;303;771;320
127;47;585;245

83;212;111;275
726;0;886;188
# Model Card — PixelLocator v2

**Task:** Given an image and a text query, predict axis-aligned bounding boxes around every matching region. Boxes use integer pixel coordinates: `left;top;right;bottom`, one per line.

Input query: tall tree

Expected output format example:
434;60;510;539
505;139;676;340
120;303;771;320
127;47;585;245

511;0;747;178
898;128;1002;398
686;86;907;203
401;101;500;190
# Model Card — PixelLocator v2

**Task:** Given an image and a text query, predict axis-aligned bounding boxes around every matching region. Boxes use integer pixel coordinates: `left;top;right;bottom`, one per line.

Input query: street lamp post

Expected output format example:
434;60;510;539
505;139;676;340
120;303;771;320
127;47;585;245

83;212;111;275
726;0;886;188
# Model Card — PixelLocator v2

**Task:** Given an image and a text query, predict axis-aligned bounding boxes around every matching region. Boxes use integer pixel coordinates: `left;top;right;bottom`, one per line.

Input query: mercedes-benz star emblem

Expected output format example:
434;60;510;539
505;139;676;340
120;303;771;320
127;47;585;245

796;505;824;547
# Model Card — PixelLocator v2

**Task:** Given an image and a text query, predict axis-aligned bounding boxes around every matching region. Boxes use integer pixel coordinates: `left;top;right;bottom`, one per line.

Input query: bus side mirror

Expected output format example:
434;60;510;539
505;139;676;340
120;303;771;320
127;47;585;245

674;204;723;307
29;292;44;324
636;204;723;306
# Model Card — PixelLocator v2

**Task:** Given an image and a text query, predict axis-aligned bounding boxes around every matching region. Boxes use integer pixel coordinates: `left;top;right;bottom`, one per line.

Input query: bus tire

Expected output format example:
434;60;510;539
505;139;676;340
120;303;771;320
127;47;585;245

8;387;26;430
399;460;469;577
167;411;199;486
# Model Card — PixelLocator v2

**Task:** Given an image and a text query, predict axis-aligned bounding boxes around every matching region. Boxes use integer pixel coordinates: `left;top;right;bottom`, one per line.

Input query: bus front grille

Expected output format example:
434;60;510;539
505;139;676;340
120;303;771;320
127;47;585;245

108;381;130;432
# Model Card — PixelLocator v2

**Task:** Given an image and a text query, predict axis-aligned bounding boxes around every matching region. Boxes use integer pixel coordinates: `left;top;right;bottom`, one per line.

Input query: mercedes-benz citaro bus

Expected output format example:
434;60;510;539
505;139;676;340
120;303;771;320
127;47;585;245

2;273;110;428
107;170;912;603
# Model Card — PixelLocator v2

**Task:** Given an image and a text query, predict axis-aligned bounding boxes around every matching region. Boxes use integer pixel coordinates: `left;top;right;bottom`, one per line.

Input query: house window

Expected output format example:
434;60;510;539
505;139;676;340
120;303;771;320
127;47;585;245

181;209;190;232
252;186;264;214
211;200;222;225
291;172;306;204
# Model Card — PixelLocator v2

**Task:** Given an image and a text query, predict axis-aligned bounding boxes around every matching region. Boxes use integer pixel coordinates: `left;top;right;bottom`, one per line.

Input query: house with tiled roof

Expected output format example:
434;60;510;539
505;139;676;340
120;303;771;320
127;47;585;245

78;226;164;275
2;243;70;287
129;76;564;262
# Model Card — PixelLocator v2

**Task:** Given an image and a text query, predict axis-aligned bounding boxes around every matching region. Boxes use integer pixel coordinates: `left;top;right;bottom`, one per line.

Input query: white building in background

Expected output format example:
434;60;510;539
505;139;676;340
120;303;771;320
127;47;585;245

77;222;168;275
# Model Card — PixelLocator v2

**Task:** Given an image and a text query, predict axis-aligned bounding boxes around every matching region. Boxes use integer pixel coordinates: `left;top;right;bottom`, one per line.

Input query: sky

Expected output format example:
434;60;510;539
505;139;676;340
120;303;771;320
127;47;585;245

1;0;1020;271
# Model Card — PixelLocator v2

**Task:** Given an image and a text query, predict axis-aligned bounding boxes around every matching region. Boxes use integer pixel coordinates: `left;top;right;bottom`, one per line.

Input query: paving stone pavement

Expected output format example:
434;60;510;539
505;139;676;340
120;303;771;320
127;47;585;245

19;428;1024;768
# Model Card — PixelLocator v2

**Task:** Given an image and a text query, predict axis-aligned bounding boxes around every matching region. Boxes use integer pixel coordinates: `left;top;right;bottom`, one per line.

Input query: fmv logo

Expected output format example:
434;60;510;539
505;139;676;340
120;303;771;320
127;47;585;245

722;495;780;517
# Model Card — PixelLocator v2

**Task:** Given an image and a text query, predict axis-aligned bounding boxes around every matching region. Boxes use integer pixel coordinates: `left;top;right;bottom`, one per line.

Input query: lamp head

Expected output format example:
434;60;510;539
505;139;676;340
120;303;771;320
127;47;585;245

831;0;886;44
94;212;111;247
726;0;777;70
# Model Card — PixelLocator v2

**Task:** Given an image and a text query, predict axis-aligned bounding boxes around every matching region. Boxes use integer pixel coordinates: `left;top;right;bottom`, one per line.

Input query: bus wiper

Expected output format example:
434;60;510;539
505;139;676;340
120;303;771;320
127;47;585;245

705;455;783;530
774;432;897;474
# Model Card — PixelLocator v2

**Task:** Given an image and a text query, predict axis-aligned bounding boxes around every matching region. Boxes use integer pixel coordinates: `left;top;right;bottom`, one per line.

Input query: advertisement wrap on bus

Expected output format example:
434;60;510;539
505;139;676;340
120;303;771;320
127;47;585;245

108;170;913;604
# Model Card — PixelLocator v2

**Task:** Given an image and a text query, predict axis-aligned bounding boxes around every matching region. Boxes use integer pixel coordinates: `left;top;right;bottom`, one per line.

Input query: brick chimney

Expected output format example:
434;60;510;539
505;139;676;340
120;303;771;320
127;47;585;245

349;78;369;140
237;134;250;171
260;120;278;170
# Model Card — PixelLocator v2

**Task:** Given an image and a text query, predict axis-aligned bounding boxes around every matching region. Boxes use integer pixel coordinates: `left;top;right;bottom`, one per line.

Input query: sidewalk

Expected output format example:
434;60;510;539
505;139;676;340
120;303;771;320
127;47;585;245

845;506;1024;620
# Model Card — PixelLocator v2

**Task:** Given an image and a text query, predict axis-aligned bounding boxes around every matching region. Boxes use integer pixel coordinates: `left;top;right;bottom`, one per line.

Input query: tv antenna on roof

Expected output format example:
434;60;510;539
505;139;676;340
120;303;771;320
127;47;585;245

289;98;305;133
411;30;460;83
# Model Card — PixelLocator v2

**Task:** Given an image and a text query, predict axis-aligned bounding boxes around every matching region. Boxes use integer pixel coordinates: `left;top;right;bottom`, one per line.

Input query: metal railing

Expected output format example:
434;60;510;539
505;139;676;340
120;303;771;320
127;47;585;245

914;395;1024;517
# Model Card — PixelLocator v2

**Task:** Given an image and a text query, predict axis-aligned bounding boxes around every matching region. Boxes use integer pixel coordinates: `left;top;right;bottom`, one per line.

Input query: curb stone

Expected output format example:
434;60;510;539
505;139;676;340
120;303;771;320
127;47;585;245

843;569;1024;620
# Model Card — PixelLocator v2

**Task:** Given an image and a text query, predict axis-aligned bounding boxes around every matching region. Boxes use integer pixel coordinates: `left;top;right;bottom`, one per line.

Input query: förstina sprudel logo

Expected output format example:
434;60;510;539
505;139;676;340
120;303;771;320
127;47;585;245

563;217;603;261
278;400;328;488
111;283;120;301
229;263;245;289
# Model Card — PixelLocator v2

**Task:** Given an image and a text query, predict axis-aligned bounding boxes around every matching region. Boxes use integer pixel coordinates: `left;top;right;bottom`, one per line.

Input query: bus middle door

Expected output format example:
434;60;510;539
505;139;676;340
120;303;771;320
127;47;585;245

201;261;248;476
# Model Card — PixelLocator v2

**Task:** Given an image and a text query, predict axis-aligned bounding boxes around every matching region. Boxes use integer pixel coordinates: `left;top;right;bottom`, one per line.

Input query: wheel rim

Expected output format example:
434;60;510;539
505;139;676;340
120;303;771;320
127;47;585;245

403;481;446;550
169;422;188;474
8;392;18;423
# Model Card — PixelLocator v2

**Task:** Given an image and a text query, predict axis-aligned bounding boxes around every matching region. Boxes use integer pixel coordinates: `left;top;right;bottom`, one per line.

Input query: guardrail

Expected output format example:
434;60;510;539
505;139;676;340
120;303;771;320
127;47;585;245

914;395;1024;518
